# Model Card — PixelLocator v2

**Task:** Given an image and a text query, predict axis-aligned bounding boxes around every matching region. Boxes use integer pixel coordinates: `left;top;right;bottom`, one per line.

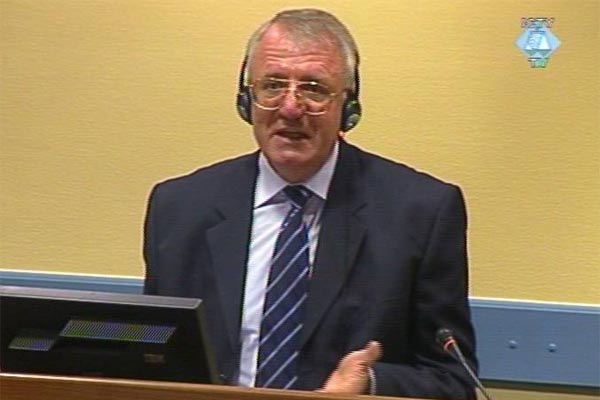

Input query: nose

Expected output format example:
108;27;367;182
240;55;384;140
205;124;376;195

277;88;304;120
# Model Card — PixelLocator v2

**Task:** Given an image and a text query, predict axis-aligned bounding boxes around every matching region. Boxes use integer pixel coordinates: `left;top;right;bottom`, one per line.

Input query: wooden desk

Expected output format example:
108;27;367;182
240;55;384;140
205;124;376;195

0;373;424;400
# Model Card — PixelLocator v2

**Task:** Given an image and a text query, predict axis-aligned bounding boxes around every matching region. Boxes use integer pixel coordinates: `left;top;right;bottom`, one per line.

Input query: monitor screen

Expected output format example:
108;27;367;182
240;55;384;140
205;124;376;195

0;285;219;384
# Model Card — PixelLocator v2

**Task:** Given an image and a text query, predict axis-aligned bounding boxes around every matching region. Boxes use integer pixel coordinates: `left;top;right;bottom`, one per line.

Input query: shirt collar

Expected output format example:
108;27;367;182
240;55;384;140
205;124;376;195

254;140;339;208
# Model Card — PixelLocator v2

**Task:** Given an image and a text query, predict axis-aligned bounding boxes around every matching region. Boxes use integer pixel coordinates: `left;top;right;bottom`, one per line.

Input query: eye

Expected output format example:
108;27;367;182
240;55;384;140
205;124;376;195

299;81;328;95
258;78;288;92
298;81;330;102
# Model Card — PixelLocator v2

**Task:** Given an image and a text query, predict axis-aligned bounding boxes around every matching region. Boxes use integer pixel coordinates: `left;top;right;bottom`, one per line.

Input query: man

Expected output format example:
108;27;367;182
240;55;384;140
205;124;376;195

144;8;477;399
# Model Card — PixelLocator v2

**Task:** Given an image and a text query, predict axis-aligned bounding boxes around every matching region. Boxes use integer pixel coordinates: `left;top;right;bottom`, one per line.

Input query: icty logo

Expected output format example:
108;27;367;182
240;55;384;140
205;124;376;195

515;18;561;68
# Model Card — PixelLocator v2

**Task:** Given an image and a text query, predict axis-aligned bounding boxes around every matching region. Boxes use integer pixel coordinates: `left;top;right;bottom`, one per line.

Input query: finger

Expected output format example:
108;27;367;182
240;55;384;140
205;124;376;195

364;340;383;364
341;341;382;367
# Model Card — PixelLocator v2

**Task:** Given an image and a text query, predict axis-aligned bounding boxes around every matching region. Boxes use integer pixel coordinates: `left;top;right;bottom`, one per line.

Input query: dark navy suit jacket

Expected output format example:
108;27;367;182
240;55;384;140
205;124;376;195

144;140;477;399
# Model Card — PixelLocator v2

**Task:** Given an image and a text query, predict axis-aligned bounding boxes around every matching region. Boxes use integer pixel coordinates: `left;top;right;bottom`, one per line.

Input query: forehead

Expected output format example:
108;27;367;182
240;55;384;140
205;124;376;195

250;24;345;82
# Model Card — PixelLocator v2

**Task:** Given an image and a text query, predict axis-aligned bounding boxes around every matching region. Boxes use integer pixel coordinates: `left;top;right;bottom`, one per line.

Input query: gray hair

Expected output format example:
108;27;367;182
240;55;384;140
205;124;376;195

245;9;359;89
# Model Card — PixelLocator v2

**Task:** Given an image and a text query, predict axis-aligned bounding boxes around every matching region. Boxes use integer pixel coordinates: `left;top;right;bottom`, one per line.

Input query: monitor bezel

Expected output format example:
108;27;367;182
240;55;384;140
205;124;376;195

0;285;220;384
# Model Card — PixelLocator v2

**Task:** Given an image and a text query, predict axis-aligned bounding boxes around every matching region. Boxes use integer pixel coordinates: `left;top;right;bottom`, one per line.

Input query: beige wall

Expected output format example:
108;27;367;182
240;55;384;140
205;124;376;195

1;0;599;305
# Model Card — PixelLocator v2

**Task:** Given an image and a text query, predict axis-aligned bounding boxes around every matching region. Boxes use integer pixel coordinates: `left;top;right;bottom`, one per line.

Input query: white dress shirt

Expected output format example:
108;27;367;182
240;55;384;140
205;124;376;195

237;141;339;387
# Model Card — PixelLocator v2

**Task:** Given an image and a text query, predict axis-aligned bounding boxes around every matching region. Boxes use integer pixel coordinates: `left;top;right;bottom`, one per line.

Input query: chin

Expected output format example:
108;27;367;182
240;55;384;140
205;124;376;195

271;150;312;167
268;150;318;181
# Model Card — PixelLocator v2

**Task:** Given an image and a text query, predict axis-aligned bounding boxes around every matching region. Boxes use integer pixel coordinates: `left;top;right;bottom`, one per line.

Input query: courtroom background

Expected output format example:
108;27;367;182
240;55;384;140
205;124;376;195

2;0;598;303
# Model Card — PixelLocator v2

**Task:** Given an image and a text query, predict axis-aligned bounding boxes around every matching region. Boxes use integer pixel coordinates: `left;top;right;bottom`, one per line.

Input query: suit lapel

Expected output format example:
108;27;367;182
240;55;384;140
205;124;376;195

300;142;367;347
205;153;259;353
202;145;367;353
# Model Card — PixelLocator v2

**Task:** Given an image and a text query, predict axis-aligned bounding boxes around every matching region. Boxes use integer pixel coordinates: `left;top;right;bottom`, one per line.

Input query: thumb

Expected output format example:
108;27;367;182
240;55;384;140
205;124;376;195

362;341;382;365
343;341;382;366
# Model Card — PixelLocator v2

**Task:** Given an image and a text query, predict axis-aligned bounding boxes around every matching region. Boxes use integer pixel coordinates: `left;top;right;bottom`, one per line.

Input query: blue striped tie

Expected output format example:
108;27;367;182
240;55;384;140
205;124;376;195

255;185;312;389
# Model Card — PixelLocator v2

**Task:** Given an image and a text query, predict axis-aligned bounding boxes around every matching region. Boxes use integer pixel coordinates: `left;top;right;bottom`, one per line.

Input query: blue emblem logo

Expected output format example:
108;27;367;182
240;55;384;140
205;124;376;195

515;18;561;68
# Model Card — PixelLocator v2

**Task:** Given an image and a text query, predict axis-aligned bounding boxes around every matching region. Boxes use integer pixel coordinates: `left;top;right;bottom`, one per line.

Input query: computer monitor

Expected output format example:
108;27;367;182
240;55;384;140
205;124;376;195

0;285;219;384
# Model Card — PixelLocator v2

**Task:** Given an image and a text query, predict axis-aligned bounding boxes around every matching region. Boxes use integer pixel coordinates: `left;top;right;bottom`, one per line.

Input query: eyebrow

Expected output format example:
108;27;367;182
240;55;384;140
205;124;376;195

262;73;329;85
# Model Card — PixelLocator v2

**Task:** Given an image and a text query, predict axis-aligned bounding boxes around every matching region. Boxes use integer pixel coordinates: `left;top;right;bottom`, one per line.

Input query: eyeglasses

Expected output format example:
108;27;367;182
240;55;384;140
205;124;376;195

249;77;338;116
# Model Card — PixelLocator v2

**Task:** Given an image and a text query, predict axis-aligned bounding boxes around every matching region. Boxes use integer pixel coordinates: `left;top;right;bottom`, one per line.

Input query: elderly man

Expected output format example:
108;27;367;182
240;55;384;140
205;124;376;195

144;8;477;399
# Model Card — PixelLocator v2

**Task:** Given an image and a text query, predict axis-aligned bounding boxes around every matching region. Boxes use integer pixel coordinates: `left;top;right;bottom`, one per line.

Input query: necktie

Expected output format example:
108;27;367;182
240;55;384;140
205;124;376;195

255;185;312;389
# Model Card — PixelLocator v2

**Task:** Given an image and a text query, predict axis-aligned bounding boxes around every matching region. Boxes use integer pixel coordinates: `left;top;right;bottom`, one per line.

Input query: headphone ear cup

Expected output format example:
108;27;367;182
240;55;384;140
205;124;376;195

340;92;362;132
236;87;253;125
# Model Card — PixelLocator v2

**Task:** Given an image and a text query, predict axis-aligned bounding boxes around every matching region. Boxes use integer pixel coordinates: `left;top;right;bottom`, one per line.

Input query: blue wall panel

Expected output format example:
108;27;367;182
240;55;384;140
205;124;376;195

471;299;599;387
1;270;598;388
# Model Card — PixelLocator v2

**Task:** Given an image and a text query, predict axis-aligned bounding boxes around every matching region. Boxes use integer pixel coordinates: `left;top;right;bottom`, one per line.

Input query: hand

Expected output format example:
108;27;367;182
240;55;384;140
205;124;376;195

320;341;382;395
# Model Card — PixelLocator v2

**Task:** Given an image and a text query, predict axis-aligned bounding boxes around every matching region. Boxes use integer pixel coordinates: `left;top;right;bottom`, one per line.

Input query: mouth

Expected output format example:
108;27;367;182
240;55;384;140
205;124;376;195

273;130;310;141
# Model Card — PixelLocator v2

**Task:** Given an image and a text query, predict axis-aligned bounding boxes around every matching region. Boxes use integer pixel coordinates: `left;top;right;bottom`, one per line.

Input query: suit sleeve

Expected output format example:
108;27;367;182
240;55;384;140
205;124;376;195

143;184;159;295
374;186;477;399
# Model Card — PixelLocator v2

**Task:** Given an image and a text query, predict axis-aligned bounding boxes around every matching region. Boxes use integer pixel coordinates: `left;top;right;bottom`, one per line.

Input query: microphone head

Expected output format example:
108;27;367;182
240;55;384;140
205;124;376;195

436;328;454;345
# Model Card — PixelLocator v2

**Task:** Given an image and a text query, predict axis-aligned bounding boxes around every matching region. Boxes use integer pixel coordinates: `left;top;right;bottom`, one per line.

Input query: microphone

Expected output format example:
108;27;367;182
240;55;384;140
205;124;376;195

436;328;493;400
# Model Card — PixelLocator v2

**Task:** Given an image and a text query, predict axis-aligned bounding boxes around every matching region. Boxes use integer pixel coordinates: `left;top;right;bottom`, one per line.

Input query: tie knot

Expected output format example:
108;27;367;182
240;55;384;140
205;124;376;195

283;185;311;209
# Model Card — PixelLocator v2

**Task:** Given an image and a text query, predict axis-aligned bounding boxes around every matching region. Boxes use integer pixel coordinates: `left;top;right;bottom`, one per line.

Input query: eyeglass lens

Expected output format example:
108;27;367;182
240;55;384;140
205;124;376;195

251;78;334;114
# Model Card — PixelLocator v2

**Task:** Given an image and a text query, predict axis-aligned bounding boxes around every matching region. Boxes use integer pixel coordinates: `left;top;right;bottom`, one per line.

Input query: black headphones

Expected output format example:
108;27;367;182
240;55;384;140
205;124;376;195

236;56;362;132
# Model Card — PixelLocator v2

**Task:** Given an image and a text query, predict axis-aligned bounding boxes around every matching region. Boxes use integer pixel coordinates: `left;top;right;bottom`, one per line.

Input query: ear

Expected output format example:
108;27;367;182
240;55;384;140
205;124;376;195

340;89;362;132
236;56;253;125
